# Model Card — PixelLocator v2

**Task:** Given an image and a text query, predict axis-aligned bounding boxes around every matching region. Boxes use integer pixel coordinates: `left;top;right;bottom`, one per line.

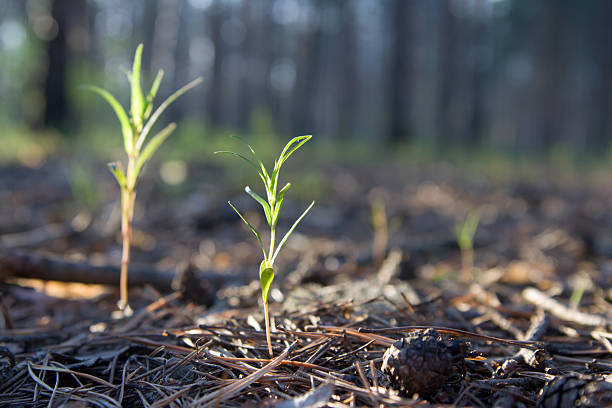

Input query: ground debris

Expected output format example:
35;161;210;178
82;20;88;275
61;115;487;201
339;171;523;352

2;161;612;406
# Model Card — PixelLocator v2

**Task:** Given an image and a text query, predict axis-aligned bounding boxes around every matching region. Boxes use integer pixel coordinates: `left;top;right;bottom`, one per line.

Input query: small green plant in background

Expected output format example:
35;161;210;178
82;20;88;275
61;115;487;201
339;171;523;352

216;135;314;357
455;210;480;282
82;44;202;315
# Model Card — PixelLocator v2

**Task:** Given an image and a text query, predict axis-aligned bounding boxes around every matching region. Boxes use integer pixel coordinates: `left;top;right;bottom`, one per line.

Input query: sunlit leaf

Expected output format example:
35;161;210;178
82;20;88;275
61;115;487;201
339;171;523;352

272;183;291;226
270;135;311;196
214;150;265;180
278;135;312;168
231;135;270;185
133;122;176;182
130;43;145;131
245;186;272;225
136;77;203;152
144;69;164;120
80;85;133;153
107;161;127;189
228;201;267;260
272;200;315;263
259;262;275;304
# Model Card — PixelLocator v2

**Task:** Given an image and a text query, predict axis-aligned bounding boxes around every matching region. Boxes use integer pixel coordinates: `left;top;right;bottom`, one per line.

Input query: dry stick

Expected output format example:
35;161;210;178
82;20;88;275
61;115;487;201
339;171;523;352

0;247;244;289
522;287;612;327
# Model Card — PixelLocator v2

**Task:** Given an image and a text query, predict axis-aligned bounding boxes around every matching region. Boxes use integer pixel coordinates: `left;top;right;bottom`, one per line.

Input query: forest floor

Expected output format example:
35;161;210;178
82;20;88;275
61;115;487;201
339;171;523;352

0;158;611;407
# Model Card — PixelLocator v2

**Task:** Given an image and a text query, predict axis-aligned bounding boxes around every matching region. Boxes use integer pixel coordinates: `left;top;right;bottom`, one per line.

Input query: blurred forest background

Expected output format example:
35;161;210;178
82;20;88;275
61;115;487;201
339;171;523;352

1;0;612;163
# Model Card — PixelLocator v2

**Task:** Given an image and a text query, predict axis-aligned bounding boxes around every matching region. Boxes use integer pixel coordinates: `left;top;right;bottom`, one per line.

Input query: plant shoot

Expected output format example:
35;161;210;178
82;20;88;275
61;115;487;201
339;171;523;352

455;210;480;282
216;135;314;356
83;44;202;315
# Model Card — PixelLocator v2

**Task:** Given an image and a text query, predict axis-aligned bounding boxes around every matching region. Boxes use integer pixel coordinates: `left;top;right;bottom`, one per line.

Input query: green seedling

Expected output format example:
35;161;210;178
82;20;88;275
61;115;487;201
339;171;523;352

455;210;480;282
83;44;202;315
216;135;314;356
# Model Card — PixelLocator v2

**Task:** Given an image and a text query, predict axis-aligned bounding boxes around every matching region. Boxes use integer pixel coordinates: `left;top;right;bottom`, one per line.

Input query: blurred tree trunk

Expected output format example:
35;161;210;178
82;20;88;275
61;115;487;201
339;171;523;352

292;2;324;135
592;0;612;151
42;0;87;133
466;7;488;147
387;0;413;142
208;0;225;126
337;0;357;140
141;0;159;73
532;0;568;151
435;1;457;149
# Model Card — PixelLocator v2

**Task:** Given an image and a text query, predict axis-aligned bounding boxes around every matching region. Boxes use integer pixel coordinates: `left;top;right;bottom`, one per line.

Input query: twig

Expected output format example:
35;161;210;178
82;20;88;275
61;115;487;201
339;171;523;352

522;287;611;327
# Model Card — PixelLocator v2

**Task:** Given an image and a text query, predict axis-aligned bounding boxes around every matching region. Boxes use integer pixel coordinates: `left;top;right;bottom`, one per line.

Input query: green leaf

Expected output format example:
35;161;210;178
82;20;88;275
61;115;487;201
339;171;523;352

270;135;311;198
133;122;176;182
80;85;133;153
245;186;272;225
136;77;203;152
271;200;314;263
259;261;275;304
107;161;127;189
130;44;145;131
214;150;265;180
228;201;267;260
455;211;480;251
278;135;312;167
144;69;164;120
230;135;270;185
272;183;291;226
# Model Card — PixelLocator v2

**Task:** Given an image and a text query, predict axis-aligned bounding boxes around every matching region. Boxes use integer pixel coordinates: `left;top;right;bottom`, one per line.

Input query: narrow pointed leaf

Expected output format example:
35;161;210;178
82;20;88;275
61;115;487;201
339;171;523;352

136;77;203;152
80;85;133;153
245;186;272;225
272;183;291;226
147;69;164;103
230;135;270;184
130;44;145;131
144;69;164;120
107;162;127;189
272;200;314;263
276;135;312;171
259;263;274;304
228;201;267;260
214;150;264;179
270;135;311;196
133;122;176;182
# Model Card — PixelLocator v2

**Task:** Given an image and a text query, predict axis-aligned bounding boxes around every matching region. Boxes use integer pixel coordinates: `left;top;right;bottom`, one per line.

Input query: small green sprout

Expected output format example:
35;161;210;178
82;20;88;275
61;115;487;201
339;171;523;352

455;210;480;281
83;44;202;315
216;135;314;356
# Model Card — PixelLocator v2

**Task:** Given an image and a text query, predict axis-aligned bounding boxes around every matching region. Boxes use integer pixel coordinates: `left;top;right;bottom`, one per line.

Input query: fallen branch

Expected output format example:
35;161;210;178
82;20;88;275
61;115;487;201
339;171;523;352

0;247;244;291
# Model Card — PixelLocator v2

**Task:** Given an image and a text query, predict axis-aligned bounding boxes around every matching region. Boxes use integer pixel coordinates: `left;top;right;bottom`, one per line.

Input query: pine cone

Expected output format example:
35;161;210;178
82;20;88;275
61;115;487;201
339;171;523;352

381;328;466;398
537;374;612;408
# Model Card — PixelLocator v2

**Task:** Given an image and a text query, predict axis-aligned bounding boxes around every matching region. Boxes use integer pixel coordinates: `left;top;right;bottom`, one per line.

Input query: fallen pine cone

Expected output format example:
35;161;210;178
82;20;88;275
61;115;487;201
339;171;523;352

381;328;466;399
537;374;612;408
